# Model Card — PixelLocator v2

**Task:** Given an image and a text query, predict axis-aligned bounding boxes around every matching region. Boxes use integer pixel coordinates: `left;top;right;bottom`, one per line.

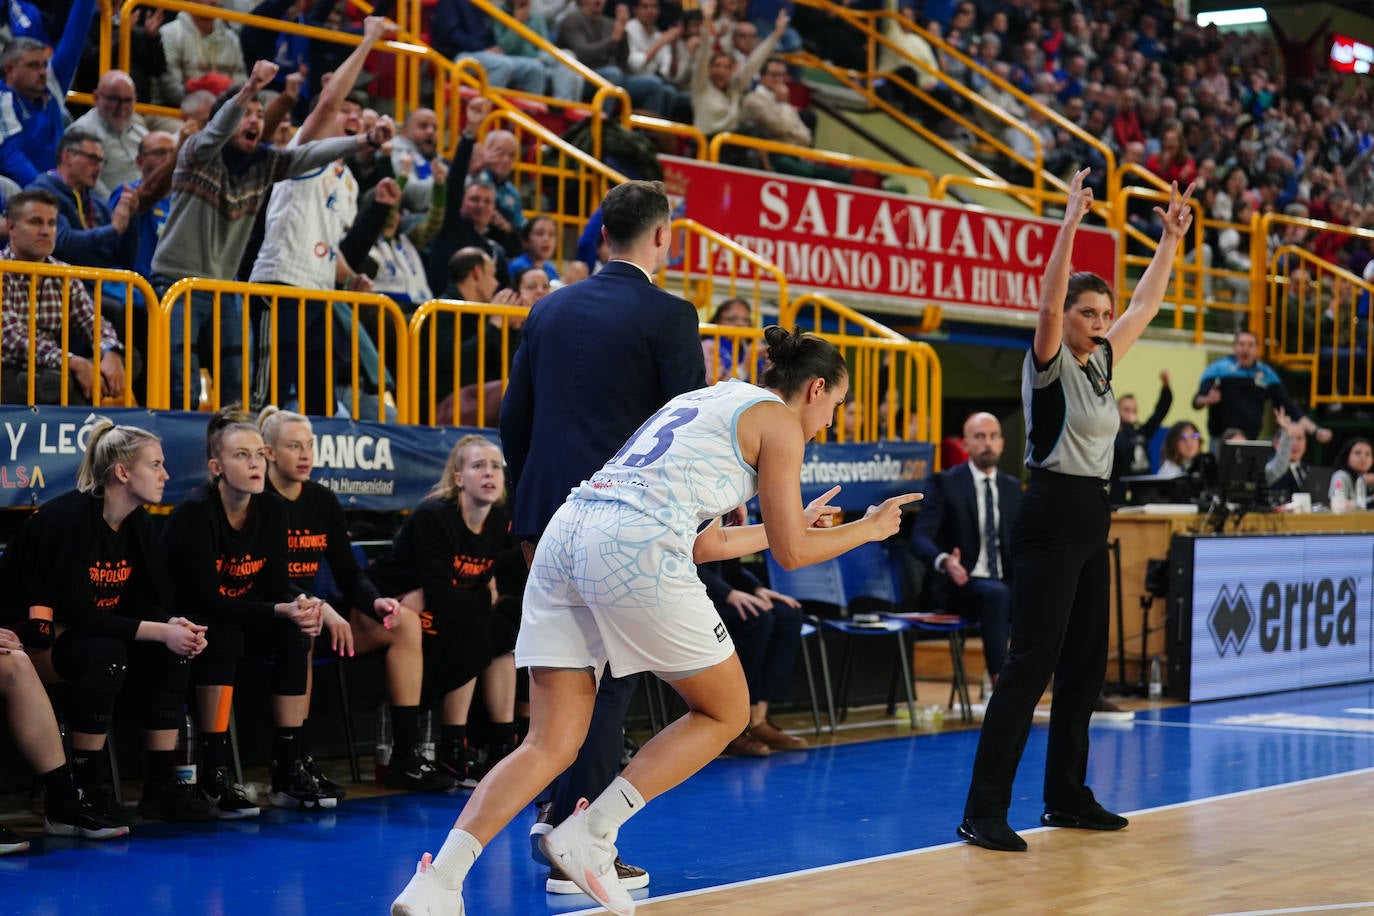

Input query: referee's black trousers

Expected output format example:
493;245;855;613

964;469;1111;820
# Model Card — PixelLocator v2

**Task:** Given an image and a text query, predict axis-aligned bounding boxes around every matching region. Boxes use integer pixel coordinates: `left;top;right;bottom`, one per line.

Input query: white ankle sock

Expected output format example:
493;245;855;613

430;828;483;889
584;776;645;841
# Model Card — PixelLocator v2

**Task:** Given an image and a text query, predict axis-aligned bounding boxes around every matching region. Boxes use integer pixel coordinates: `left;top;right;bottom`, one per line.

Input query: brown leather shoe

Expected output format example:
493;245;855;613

547;857;650;893
724;731;771;757
749;721;808;751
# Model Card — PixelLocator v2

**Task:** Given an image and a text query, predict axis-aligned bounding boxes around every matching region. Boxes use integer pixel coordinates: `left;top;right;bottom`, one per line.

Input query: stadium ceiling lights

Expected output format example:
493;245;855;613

1195;8;1267;27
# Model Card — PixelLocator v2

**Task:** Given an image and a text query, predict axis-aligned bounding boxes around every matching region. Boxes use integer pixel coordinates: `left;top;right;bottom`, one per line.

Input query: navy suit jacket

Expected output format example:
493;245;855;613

500;260;707;541
910;462;1021;596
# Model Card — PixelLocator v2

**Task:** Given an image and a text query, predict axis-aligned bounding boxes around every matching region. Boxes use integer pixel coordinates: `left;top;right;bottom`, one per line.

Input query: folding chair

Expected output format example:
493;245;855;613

871;540;977;724
765;549;915;729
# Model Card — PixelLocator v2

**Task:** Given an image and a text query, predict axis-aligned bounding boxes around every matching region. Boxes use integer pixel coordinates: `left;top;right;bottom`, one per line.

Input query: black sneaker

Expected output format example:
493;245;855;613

84;783;136;828
268;758;330;810
0;823;30;855
137;777;218;822
43;795;131;840
384;751;458;793
437;742;483;789
300;755;346;806
197;767;261;819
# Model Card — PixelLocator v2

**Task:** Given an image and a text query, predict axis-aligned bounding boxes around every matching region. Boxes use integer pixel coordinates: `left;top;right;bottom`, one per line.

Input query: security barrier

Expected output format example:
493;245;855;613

407;298;529;427
0;260;155;408
153;278;410;421
1266;234;1374;409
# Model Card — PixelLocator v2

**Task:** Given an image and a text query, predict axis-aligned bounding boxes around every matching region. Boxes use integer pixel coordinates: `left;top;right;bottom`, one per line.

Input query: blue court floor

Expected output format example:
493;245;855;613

10;681;1374;915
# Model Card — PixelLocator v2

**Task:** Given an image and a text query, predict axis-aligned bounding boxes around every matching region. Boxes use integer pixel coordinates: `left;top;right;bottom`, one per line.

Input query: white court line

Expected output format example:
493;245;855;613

1207;904;1374;916
1131;717;1374;739
1343;708;1374;716
561;764;1374;915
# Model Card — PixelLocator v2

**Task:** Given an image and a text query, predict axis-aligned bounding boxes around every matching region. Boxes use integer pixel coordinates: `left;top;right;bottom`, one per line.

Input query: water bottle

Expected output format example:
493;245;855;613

174;714;197;785
419;709;436;762
374;702;393;786
1148;656;1163;700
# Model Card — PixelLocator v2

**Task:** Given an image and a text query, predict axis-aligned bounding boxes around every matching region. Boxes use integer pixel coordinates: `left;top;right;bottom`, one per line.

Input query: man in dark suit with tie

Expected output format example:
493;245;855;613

911;412;1020;685
500;179;706;894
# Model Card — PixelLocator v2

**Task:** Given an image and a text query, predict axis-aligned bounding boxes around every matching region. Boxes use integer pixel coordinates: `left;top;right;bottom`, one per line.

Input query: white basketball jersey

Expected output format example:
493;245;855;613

572;380;783;545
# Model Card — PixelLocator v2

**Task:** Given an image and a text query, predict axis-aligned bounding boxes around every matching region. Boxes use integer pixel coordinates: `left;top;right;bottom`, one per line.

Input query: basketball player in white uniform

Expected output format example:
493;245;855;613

393;326;919;916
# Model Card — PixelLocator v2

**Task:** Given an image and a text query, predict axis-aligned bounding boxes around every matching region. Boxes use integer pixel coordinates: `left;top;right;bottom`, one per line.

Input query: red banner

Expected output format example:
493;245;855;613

662;156;1118;314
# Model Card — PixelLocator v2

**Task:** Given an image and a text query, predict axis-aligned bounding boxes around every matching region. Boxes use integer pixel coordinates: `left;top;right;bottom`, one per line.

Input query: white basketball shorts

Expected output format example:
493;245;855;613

515;499;736;679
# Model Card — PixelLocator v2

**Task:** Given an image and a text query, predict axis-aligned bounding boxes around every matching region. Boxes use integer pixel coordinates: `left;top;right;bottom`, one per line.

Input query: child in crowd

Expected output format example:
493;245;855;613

508;215;562;285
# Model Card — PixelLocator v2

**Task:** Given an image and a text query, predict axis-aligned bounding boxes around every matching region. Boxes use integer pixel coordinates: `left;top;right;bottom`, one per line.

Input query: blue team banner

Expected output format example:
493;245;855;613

0;407;932;513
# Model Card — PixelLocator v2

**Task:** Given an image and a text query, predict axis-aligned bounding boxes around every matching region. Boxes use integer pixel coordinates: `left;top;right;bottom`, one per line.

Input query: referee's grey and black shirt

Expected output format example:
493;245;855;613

1021;343;1119;480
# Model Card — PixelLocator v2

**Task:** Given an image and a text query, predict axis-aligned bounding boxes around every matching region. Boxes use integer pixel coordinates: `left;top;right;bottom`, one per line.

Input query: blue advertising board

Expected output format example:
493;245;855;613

0;407;933;513
1169;532;1374;701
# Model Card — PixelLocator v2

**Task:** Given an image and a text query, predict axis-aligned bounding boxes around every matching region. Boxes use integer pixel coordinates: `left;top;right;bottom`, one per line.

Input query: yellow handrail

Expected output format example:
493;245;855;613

707;133;935;195
867;6;1117;196
782;48;999;184
660;218;789;320
462;0;631;128
782;292;941;453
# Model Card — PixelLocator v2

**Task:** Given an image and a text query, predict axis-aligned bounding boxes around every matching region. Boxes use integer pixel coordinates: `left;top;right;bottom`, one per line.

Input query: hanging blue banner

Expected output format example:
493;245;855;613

0;407;932;513
800;439;934;509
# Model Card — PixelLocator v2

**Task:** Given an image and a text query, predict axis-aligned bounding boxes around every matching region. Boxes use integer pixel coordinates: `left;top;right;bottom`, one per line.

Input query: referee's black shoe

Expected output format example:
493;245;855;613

957;817;1027;852
1040;802;1128;830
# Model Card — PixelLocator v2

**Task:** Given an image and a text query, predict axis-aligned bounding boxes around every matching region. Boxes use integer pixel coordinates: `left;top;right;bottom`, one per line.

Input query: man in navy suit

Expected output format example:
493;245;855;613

911;412;1020;685
500;179;706;894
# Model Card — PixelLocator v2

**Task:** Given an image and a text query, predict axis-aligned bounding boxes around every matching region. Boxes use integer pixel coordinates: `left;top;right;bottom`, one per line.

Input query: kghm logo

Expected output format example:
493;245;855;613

1209;578;1358;657
1209;585;1254;657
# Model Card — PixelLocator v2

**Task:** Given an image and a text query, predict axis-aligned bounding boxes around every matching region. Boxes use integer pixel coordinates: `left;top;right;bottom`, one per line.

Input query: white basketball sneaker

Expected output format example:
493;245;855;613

539;799;635;916
391;853;464;916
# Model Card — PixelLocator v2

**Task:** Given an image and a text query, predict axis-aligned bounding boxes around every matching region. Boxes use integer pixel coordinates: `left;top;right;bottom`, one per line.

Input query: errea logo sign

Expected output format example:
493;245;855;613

1208;579;1358;657
1208;585;1254;657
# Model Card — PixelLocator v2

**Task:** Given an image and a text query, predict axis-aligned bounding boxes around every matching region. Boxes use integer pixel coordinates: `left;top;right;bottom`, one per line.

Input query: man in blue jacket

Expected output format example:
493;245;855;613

26;131;140;273
0;0;97;186
501;179;706;895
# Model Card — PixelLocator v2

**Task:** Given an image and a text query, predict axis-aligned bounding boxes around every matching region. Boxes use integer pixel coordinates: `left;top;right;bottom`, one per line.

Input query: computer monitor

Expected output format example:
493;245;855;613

1217;439;1273;507
1120;473;1201;506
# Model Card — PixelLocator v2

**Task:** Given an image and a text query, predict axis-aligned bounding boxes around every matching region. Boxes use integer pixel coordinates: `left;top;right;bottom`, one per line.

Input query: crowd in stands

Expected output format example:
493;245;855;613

0;0;851;416
899;1;1371;326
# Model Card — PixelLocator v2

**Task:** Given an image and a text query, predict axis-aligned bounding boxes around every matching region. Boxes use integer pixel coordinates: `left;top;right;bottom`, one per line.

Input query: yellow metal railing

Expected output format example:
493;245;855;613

784;292;941;453
115;0;466;136
461;0;707;160
866;7;1116;203
153;279;409;420
0;261;155;407
479;107;627;267
707;133;935;196
407;298;528;427
1266;231;1374;407
660;219;790;321
404;293;943;446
